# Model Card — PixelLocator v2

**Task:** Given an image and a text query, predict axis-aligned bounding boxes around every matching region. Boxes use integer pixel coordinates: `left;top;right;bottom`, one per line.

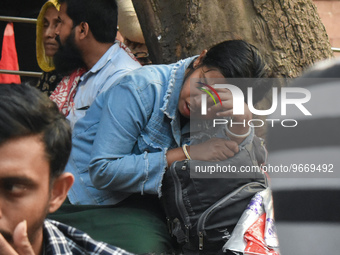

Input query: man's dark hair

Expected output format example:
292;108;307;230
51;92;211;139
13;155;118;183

0;84;72;180
59;0;118;43
201;40;273;105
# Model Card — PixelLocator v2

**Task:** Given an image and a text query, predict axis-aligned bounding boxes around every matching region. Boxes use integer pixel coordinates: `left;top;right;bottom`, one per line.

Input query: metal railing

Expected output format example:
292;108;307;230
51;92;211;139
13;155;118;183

0;15;41;77
0;16;37;24
0;14;339;78
0;69;42;77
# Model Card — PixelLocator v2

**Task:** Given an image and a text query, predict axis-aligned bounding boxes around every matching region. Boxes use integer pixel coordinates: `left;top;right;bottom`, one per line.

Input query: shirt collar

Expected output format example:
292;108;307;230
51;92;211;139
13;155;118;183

160;56;197;120
80;43;119;82
43;220;73;255
43;219;132;255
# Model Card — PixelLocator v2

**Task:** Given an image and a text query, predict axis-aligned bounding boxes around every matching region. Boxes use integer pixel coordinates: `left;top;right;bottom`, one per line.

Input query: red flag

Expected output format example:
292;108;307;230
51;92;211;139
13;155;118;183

0;22;21;84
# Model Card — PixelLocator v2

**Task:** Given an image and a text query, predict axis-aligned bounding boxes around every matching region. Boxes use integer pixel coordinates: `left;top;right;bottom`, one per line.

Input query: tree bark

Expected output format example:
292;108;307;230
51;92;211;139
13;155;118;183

132;0;333;138
132;0;333;77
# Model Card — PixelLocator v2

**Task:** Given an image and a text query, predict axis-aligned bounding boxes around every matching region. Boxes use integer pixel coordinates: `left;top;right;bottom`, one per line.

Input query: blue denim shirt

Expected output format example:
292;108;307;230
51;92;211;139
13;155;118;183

66;42;141;129
66;56;253;205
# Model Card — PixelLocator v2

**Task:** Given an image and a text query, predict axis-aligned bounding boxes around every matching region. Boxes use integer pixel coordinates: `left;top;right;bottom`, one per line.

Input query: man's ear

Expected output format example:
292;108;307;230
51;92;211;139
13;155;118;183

78;22;89;40
48;173;74;214
193;49;207;69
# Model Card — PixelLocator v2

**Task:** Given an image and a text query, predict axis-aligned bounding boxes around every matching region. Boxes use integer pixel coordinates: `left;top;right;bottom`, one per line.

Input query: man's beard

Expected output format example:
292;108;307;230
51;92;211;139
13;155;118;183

54;32;86;76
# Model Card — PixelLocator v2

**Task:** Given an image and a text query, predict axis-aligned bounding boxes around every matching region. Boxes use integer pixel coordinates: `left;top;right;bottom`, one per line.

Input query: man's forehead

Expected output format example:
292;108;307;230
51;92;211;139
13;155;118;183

44;8;59;20
59;3;70;19
0;136;50;181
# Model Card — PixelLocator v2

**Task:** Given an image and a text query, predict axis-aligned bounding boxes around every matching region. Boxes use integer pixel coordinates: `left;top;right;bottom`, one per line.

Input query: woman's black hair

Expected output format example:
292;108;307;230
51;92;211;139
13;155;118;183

200;40;273;104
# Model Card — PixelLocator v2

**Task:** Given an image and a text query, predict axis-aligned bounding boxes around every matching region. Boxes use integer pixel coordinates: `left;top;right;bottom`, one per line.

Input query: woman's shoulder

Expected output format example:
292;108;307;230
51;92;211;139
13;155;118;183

114;63;175;91
103;65;171;105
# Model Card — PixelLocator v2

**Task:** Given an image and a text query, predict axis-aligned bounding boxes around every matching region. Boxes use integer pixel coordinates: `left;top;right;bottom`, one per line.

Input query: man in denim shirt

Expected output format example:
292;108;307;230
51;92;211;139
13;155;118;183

53;0;141;128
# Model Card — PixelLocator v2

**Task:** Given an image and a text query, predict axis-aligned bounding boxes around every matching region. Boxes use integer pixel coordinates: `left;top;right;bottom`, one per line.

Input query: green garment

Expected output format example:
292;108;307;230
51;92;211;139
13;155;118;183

48;194;177;254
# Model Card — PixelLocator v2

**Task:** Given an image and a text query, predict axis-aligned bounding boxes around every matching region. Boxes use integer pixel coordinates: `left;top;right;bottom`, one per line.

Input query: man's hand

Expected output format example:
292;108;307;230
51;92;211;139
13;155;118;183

0;221;35;255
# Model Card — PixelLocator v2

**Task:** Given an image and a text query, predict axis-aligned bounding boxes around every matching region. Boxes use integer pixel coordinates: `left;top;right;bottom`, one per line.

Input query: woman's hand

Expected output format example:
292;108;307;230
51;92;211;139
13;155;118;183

202;87;251;120
166;138;239;167
200;87;253;143
190;137;239;161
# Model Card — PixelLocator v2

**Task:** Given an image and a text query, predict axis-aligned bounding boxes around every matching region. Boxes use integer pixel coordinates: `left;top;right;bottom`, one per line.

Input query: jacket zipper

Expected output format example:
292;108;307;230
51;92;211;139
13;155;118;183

169;160;192;241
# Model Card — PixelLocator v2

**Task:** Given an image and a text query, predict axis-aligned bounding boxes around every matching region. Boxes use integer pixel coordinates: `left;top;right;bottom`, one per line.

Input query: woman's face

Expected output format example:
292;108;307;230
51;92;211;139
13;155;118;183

178;65;224;119
43;6;60;57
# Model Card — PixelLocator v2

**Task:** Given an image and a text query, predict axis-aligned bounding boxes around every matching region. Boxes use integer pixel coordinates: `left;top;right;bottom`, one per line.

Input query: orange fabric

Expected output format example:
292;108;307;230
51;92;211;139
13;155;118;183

0;23;21;84
244;213;279;255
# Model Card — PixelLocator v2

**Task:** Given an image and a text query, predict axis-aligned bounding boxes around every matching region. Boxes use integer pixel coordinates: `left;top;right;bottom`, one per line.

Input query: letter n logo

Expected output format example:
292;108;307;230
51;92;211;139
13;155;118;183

200;84;245;115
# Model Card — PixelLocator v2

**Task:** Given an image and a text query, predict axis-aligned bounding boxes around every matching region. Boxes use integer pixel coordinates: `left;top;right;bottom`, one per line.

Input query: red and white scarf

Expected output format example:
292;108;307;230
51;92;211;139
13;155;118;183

49;68;86;116
50;41;138;116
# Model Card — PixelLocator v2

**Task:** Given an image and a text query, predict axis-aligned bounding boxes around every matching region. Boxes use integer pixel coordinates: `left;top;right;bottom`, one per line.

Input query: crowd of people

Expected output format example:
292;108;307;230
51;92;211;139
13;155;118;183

0;0;338;254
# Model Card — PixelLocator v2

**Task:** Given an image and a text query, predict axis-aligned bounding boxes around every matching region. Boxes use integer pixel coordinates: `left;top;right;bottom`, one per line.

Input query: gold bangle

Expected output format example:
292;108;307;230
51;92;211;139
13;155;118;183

182;144;191;160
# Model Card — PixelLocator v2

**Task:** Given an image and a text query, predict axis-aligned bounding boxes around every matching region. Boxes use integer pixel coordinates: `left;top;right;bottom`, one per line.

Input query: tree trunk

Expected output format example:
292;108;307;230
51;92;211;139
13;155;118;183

132;0;333;78
132;0;333;138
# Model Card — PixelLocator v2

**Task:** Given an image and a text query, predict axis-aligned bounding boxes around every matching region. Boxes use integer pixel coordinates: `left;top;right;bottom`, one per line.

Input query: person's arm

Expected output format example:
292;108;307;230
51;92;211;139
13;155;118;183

166;147;187;167
166;138;240;167
88;79;167;196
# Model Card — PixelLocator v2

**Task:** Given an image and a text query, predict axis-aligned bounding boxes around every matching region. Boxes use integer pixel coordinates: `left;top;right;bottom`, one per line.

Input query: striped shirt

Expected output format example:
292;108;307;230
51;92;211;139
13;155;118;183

267;59;340;255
